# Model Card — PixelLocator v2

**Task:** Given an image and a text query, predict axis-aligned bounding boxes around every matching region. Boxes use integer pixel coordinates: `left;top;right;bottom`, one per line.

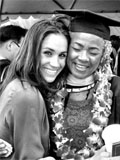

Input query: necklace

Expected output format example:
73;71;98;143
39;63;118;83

49;40;113;159
66;83;95;93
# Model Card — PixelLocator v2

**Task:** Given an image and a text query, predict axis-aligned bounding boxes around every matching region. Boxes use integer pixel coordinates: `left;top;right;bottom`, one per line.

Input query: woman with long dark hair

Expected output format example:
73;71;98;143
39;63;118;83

0;16;71;160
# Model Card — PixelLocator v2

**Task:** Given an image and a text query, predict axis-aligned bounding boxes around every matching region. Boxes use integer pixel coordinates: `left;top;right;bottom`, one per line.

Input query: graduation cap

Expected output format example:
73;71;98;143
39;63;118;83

55;9;120;40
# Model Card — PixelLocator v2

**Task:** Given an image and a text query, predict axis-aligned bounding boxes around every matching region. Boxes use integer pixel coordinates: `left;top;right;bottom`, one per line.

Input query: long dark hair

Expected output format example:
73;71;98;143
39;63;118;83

0;16;71;94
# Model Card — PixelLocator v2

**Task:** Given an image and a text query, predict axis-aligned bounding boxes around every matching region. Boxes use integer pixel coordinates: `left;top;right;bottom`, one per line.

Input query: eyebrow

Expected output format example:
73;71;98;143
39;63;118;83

42;47;54;51
43;47;67;54
72;42;101;50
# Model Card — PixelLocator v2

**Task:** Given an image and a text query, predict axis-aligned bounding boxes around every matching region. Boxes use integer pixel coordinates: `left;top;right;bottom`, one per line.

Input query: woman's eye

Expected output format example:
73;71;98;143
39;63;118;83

90;52;97;55
59;53;67;58
89;51;101;56
72;47;81;51
71;46;82;52
43;51;52;56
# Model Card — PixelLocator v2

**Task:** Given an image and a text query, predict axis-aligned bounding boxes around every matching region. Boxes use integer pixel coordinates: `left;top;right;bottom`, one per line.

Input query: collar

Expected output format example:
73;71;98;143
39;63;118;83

66;83;95;93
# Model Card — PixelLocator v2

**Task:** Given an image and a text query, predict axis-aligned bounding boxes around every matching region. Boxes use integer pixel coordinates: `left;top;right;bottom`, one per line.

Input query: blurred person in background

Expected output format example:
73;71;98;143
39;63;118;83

0;25;27;83
110;35;120;75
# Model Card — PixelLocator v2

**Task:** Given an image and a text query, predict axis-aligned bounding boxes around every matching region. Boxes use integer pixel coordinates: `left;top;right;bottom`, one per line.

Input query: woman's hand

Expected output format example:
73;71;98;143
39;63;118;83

0;139;13;157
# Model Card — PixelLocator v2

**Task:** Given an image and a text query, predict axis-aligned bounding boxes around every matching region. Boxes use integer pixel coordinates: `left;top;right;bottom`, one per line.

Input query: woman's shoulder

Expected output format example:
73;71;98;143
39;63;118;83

0;78;46;113
3;79;35;95
1;78;44;105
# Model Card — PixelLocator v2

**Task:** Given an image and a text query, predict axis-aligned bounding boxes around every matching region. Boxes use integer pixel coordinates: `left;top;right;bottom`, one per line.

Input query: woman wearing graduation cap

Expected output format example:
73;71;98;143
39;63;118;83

46;10;120;160
1;10;120;160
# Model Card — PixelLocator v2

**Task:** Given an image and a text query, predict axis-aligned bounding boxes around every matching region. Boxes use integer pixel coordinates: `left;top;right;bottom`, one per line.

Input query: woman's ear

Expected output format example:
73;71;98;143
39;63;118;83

6;40;13;51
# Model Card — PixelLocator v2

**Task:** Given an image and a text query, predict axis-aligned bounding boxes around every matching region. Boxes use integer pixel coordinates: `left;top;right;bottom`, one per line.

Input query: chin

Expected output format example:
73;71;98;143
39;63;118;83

45;77;56;83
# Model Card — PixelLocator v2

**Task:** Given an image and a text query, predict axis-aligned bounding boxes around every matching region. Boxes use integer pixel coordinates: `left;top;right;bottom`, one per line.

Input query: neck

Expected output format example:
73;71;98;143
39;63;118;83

67;74;94;86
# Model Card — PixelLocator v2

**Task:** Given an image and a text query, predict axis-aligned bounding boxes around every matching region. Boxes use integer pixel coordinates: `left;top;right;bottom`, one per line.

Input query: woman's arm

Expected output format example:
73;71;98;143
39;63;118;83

0;83;50;160
9;89;49;159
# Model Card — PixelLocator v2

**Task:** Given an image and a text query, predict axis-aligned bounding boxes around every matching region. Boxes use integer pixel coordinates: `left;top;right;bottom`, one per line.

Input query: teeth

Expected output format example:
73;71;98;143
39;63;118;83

76;64;87;71
45;69;57;75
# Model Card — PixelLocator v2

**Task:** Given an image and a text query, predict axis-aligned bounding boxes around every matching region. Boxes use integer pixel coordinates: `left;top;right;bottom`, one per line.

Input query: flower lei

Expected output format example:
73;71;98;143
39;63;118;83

50;40;113;160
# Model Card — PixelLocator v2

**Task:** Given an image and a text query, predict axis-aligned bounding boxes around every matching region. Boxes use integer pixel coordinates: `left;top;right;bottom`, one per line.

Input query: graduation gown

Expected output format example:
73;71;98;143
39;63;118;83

109;76;120;124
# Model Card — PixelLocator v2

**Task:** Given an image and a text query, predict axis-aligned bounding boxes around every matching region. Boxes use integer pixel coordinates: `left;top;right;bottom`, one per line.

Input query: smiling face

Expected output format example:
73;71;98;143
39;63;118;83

67;32;104;80
40;33;68;83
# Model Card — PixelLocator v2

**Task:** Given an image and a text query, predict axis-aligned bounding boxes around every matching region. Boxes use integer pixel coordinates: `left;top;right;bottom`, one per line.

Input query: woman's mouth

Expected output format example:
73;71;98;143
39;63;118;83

75;64;88;71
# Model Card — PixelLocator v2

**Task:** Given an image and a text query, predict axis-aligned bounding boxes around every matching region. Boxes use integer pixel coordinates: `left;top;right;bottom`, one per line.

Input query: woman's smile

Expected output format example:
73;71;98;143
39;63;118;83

40;33;68;83
75;63;88;72
44;67;58;76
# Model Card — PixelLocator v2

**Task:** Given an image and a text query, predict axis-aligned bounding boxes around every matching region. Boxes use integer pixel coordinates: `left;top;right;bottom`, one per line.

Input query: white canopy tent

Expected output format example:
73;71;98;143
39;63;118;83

0;0;120;35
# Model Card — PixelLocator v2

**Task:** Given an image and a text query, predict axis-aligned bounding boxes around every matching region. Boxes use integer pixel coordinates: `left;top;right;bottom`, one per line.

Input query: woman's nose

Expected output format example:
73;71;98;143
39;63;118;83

50;56;60;67
78;50;89;61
